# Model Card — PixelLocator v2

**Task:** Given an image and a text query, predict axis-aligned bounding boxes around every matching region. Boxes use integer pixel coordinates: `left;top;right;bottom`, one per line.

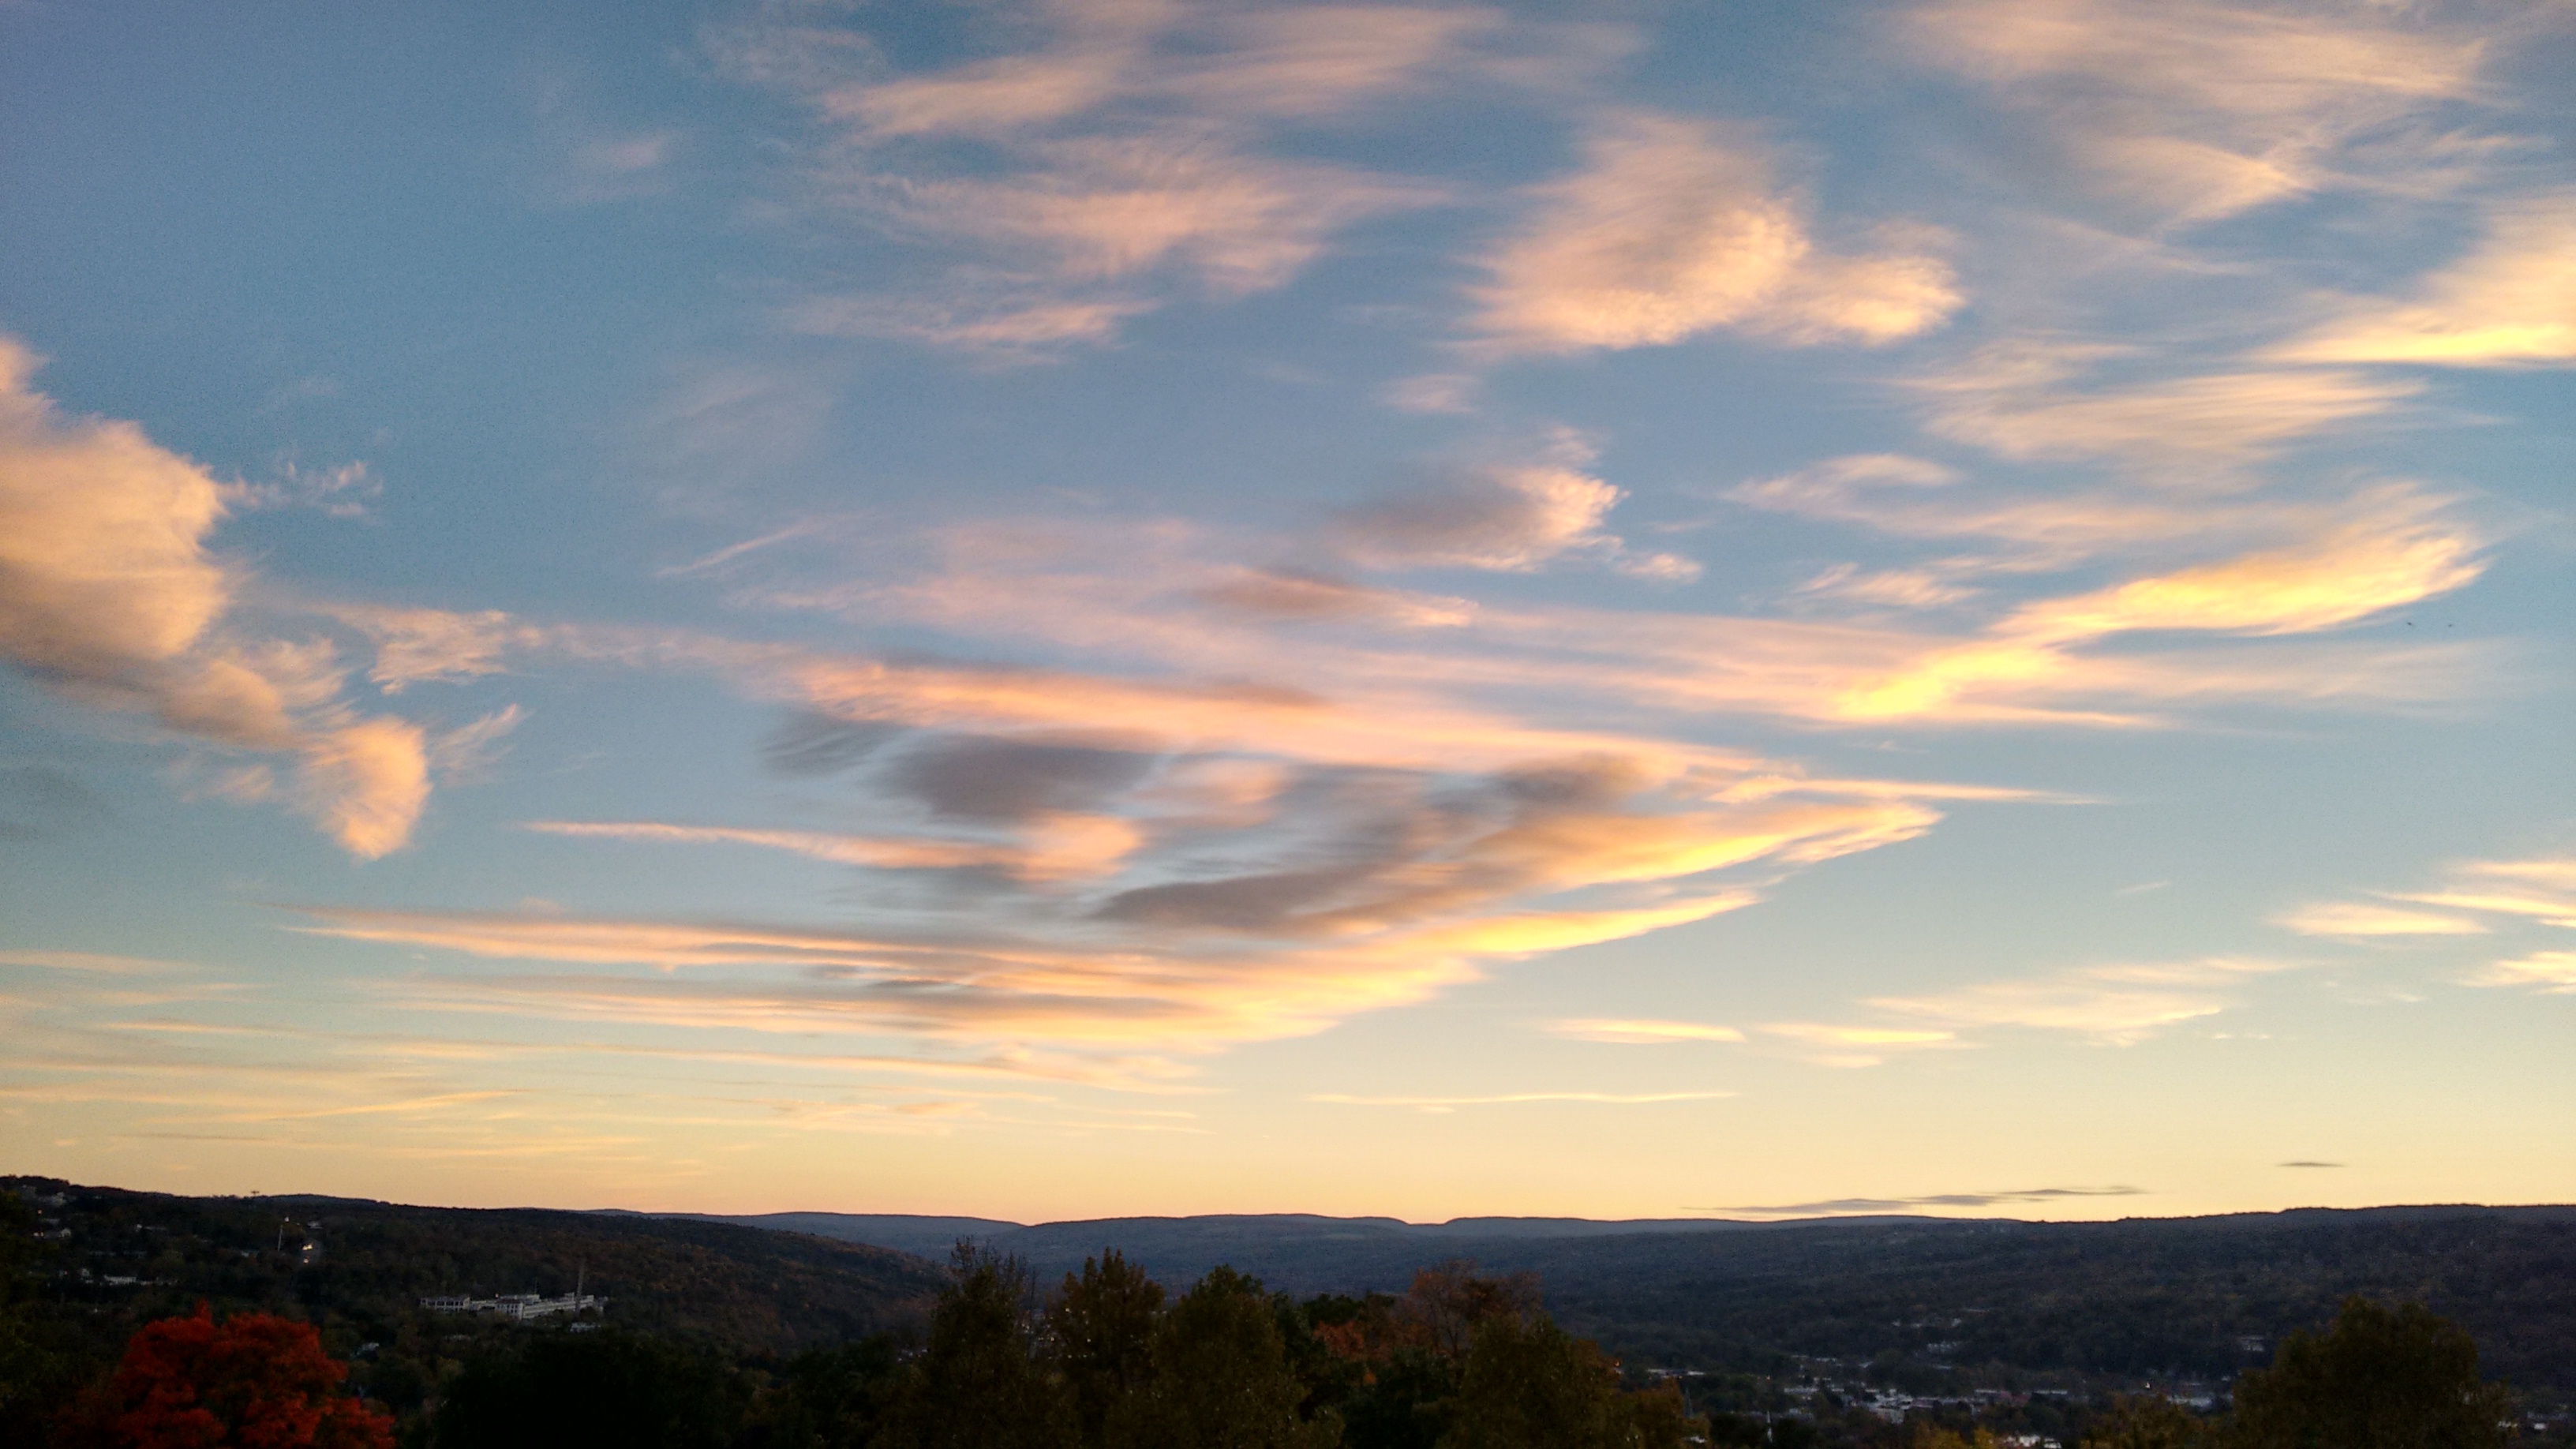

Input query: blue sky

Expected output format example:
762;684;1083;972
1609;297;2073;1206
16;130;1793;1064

2;0;2570;1221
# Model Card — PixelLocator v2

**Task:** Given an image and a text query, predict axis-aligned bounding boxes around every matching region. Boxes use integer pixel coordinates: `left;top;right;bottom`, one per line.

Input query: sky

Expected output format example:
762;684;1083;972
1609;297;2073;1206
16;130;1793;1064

1;0;2571;1225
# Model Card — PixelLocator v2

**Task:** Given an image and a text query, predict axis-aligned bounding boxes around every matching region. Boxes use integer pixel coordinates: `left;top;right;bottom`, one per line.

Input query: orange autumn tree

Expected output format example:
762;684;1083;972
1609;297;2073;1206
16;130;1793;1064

57;1303;394;1449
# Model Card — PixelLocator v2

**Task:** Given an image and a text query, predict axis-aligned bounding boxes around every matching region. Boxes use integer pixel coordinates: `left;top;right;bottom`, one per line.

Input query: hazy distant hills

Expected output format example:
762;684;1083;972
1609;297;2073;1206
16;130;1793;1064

627;1208;1861;1266
647;1204;2576;1389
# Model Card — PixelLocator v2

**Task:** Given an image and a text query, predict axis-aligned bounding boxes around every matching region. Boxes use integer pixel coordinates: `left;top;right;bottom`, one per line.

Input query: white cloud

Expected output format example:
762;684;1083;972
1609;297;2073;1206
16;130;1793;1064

1310;1089;1732;1110
2369;853;2576;930
2475;951;2576;993
1380;373;1481;414
1865;957;2294;1045
1552;1018;1746;1044
2273;900;2486;938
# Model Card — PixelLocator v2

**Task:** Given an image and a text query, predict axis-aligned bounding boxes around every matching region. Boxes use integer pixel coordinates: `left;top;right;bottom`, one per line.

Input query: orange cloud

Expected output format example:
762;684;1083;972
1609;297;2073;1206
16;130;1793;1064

0;339;434;858
2405;857;2576;930
1470;114;1959;354
1833;489;2483;721
2269;197;2576;367
525;817;1141;885
290;769;1922;1061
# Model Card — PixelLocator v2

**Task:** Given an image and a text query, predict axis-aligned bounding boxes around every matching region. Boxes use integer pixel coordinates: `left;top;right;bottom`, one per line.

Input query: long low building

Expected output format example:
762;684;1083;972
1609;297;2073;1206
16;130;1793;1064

417;1292;605;1321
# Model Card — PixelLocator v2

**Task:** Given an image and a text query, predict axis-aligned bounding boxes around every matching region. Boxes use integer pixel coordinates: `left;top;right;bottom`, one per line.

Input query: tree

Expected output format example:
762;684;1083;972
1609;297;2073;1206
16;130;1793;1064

743;1338;903;1449
55;1303;395;1449
1396;1264;1541;1363
1049;1252;1165;1448
2080;1395;2218;1449
2231;1297;2511;1449
878;1244;1068;1449
1440;1313;1623;1449
431;1329;744;1449
1615;1380;1702;1449
0;1191;78;1449
1114;1267;1337;1449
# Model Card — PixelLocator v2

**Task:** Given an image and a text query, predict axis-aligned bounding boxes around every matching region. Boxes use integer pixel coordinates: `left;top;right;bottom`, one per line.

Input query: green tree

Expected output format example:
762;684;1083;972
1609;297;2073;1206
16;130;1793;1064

743;1338;902;1449
2081;1395;2218;1449
879;1244;1068;1449
1616;1379;1703;1449
1440;1313;1623;1449
0;1191;74;1449
2231;1297;2511;1449
1050;1251;1166;1447
431;1330;743;1449
1114;1267;1337;1449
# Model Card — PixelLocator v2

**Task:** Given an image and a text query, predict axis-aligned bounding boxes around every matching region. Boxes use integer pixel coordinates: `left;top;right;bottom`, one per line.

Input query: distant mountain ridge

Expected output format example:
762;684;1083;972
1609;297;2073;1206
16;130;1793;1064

617;1203;2576;1389
608;1208;1915;1263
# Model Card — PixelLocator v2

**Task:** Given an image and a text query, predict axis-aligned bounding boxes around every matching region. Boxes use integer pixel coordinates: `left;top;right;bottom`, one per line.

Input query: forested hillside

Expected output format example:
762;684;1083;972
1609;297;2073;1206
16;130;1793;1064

0;1176;942;1444
680;1204;2576;1390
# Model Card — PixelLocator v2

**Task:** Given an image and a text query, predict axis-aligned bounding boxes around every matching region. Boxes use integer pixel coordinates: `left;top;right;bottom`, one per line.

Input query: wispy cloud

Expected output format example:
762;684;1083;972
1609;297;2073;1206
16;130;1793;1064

1914;343;2419;469
1829;487;2483;721
1712;1185;2146;1217
2475;952;2576;994
2272;901;2486;938
1863;957;2295;1045
523;817;1140;885
1310;1089;1732;1111
0;340;438;857
2287;852;2576;945
1468;113;1959;355
1331;447;1697;580
2269;196;2576;367
1551;1018;1746;1044
1908;0;2488;224
713;2;1525;359
1727;452;2338;569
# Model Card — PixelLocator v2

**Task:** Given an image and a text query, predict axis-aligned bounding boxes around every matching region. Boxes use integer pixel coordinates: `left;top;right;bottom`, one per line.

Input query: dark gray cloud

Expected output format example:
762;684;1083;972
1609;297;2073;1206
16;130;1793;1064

1095;863;1382;930
883;735;1155;822
1095;756;1670;937
1330;465;1603;572
1709;1186;2148;1216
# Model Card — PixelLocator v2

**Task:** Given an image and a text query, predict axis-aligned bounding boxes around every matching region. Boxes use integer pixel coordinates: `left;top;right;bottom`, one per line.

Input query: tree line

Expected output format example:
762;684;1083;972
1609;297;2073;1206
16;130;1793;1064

19;1241;2533;1449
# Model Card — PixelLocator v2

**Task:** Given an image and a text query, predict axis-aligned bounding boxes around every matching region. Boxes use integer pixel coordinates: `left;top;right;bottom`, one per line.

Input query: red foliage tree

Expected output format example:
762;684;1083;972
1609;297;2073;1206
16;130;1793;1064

55;1303;394;1449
